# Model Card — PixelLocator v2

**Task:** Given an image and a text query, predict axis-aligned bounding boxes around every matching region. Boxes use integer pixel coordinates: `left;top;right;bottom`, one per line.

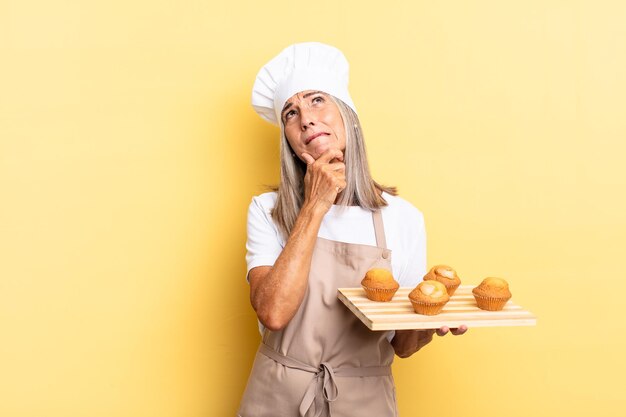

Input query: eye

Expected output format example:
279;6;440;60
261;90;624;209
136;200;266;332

312;96;325;104
284;109;297;120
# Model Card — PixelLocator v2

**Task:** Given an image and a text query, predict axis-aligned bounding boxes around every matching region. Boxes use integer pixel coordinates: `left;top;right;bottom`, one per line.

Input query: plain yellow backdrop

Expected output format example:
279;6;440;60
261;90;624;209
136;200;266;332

1;1;625;416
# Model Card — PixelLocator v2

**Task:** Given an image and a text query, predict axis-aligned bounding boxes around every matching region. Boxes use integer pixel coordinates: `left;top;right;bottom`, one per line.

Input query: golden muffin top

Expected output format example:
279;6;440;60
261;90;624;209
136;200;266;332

424;265;461;282
361;268;399;290
409;280;450;303
472;277;512;298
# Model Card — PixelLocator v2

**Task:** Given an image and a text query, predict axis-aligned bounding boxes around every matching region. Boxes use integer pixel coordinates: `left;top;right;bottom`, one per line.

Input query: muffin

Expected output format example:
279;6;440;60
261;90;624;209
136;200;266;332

424;265;462;296
361;268;400;302
472;277;512;311
408;280;450;315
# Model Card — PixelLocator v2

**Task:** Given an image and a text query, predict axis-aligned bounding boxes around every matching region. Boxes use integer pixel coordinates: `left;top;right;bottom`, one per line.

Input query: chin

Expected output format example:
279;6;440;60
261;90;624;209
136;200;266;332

311;142;333;158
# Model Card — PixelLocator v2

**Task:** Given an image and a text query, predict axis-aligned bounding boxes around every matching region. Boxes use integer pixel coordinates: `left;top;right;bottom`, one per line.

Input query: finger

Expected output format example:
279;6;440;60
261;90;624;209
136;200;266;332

316;149;343;165
436;326;449;337
327;162;346;171
329;153;344;163
301;152;316;165
450;325;468;336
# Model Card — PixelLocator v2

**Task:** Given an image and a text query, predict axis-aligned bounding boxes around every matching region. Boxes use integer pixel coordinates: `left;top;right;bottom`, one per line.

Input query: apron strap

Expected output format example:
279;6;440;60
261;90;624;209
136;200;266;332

372;209;387;249
259;343;391;417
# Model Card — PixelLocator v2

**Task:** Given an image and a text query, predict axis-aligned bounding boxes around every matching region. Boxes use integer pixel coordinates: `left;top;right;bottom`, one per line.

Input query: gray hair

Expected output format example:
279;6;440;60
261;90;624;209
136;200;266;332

271;95;397;240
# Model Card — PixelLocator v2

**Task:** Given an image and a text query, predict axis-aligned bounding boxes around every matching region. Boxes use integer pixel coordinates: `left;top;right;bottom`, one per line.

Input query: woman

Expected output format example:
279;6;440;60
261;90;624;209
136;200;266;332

238;42;467;417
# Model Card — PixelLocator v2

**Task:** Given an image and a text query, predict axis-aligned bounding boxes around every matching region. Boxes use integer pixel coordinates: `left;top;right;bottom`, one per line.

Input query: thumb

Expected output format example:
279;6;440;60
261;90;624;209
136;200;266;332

301;152;316;165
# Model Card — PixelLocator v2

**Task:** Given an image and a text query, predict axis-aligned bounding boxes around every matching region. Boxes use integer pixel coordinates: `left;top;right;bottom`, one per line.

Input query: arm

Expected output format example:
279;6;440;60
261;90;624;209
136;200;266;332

249;149;346;331
392;326;468;358
249;203;324;331
388;206;467;357
391;329;436;358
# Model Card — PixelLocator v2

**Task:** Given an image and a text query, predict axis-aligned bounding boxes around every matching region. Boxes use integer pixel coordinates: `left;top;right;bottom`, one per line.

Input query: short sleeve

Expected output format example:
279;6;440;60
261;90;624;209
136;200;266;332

397;208;427;287
245;194;284;282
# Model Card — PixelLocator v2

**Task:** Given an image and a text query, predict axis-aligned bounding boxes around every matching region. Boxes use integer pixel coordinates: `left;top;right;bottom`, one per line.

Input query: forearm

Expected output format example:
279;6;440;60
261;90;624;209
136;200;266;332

391;329;435;358
252;202;325;330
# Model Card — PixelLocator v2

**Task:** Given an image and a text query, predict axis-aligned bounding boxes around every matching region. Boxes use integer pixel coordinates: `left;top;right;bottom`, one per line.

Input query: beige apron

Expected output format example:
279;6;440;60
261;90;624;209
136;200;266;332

238;210;398;417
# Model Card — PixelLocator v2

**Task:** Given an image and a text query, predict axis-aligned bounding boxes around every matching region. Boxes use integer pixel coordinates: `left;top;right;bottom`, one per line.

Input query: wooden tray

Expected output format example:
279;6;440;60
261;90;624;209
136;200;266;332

337;285;537;331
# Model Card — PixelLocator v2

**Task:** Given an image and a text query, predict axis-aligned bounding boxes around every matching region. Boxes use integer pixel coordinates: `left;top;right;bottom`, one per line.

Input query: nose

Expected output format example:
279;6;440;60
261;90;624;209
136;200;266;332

300;107;316;131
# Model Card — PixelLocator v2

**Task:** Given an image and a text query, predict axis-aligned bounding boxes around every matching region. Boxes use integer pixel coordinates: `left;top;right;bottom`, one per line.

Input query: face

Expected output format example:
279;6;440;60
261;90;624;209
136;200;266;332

281;90;346;161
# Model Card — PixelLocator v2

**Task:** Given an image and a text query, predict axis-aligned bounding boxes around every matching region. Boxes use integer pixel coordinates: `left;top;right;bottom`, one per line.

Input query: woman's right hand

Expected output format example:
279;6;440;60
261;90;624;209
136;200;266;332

301;149;346;213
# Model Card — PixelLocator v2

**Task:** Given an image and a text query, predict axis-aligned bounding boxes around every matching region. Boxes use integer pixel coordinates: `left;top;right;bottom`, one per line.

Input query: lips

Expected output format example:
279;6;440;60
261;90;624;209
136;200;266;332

305;132;329;145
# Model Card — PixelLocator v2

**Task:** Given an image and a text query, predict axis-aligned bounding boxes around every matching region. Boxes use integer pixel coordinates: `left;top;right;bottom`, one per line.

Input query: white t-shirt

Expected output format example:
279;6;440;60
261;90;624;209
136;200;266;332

245;191;427;339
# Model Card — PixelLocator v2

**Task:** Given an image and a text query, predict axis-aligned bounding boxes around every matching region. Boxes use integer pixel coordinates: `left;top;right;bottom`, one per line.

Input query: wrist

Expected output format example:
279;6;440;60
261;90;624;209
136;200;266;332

301;199;331;218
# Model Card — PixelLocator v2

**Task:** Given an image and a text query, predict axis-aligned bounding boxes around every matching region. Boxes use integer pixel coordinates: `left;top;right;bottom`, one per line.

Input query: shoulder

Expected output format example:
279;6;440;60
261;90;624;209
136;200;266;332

249;191;278;213
246;191;283;243
381;192;425;224
247;191;279;230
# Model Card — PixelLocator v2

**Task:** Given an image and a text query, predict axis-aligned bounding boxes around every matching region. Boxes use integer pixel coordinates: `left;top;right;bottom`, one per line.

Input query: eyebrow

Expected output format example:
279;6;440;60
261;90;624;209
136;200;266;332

281;91;325;117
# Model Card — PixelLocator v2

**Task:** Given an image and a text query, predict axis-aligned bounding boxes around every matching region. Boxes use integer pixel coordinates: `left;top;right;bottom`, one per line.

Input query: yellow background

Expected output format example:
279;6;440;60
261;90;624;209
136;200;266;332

1;1;625;416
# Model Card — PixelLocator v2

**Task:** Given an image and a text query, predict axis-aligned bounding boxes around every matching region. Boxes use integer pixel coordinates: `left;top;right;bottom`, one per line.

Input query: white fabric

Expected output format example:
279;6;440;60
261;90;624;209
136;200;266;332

245;191;427;340
251;42;357;125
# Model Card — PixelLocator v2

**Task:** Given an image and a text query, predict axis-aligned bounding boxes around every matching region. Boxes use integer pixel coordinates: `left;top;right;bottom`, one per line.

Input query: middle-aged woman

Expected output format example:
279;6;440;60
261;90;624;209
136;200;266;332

238;42;467;417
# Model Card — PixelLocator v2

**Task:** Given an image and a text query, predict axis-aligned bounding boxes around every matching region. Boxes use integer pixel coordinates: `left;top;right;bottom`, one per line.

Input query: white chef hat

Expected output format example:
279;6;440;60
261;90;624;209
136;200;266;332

251;42;357;125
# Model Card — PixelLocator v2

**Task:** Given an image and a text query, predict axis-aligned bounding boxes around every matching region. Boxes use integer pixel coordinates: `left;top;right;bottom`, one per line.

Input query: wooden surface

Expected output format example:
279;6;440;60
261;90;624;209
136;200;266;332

337;285;537;331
